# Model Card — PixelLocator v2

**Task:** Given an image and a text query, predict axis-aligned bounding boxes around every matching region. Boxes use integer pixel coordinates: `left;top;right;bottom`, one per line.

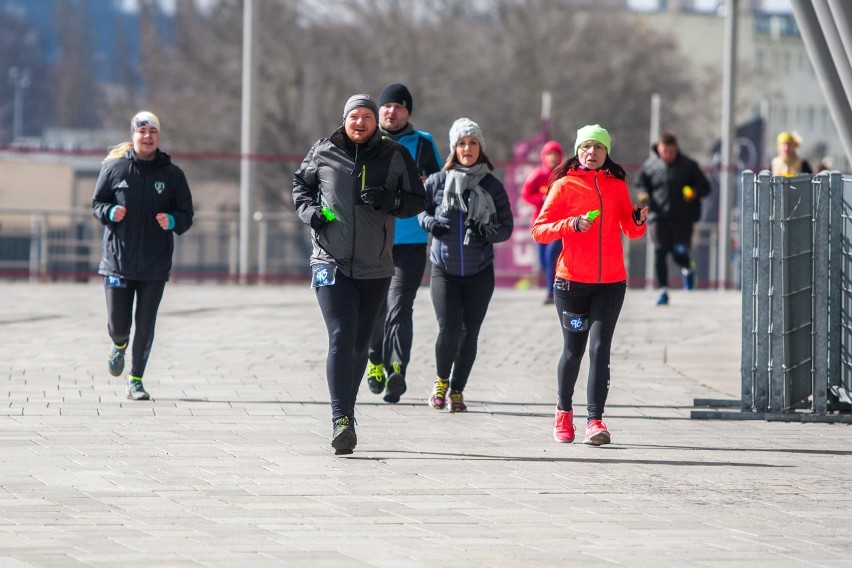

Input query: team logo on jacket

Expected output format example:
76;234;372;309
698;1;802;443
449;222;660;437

154;181;165;194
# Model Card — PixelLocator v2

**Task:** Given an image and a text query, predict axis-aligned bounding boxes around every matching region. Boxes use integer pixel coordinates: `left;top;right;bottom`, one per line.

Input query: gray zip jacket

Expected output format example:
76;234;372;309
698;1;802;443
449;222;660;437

292;126;427;279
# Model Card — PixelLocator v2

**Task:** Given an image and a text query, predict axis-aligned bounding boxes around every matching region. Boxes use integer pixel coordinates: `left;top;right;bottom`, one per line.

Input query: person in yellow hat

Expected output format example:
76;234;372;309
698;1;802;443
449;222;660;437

770;131;813;177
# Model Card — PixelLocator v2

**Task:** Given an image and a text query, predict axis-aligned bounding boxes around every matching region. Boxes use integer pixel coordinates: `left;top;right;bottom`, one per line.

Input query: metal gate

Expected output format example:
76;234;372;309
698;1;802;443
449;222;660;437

694;170;852;422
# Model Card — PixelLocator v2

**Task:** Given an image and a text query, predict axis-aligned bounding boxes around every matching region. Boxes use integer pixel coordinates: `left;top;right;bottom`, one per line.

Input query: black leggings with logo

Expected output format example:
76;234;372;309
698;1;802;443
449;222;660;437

553;279;626;421
315;271;391;422
104;277;166;378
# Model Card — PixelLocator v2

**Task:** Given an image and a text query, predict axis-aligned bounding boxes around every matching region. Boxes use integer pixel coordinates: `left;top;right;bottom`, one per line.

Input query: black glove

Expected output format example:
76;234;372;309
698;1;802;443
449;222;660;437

310;210;329;231
360;186;398;211
430;221;451;238
632;206;645;225
465;219;490;240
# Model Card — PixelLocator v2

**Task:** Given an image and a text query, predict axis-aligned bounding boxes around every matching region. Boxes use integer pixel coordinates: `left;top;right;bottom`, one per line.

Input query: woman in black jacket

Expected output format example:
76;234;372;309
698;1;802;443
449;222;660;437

292;94;426;455
418;118;514;413
92;111;194;400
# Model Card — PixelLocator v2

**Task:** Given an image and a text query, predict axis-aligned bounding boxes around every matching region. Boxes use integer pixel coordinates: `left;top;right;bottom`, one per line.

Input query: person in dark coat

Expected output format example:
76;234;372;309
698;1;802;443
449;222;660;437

418;118;514;413
292;94;427;455
635;131;710;306
92;111;194;400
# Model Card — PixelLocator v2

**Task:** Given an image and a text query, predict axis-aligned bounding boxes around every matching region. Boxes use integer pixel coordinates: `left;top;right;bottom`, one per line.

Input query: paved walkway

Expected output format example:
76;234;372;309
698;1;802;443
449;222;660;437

1;282;850;567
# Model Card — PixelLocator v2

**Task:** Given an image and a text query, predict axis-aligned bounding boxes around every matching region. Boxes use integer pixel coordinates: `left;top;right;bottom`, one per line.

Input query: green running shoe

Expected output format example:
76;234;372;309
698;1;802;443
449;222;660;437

366;362;386;394
107;343;127;377
126;377;150;401
383;361;406;404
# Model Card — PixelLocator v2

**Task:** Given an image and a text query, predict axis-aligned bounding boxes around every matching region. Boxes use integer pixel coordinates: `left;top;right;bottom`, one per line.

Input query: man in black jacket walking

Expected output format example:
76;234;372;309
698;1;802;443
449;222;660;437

635;132;710;306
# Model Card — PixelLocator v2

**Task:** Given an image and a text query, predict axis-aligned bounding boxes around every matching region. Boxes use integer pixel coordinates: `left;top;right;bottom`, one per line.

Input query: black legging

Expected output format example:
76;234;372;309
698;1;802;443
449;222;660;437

429;263;495;393
553;279;626;421
368;244;427;375
650;220;694;289
316;271;391;421
104;278;166;378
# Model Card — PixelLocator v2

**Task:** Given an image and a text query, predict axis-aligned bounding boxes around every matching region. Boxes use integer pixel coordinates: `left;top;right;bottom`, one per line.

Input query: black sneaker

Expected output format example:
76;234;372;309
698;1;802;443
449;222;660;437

108;343;127;377
126;378;150;400
366;362;386;395
331;416;357;455
383;361;407;403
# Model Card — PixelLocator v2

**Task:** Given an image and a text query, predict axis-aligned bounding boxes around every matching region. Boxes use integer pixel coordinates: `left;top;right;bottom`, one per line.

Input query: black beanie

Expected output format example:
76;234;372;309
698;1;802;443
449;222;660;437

379;83;413;114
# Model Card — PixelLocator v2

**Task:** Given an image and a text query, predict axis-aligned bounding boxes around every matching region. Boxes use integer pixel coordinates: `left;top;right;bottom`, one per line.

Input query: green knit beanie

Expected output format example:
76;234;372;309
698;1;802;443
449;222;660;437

574;124;611;155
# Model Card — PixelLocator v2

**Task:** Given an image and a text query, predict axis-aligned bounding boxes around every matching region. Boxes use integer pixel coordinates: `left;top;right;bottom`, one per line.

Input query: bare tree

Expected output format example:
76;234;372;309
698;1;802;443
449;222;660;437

53;0;100;128
0;10;51;143
99;0;722;208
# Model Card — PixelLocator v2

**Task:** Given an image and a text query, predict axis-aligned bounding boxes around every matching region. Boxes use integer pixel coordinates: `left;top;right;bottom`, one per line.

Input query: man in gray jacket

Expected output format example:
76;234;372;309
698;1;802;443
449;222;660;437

292;94;426;455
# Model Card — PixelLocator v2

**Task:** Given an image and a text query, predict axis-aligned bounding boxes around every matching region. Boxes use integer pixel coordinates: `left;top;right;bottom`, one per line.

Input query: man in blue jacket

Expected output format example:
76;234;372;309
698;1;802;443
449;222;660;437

365;84;443;403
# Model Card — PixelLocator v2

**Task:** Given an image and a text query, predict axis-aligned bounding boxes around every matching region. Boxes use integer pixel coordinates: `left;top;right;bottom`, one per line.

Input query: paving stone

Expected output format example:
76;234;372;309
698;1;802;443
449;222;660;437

1;283;850;567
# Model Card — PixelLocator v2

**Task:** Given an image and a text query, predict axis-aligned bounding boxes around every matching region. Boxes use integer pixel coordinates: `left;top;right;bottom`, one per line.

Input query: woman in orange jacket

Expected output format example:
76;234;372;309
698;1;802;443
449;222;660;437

531;124;647;446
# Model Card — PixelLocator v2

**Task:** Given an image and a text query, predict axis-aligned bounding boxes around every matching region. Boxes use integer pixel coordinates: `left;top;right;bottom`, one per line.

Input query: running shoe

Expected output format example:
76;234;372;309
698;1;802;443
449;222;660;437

655;291;669;306
682;262;696;291
583;419;611;446
428;378;449;410
126;377;150;401
553;408;575;443
448;390;467;413
383;361;406;404
331;416;357;455
108;343;127;377
366;362;386;394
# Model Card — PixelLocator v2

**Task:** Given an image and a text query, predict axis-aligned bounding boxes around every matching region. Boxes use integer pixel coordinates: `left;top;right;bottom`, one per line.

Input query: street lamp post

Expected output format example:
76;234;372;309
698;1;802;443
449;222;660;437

9;66;31;141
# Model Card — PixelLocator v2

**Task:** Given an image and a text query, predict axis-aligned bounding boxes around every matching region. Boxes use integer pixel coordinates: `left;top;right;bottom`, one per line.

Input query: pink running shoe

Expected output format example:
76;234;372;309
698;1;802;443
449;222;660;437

448;390;467;413
553;408;575;443
583;419;611;446
429;379;449;410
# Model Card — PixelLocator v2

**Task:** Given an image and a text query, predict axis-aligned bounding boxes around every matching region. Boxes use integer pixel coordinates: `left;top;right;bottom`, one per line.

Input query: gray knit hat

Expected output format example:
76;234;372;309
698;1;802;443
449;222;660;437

342;94;379;122
449;118;485;152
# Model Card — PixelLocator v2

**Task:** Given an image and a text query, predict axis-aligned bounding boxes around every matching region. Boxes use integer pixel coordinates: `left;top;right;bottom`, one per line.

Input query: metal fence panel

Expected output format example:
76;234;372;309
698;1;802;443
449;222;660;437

841;176;852;395
740;171;851;417
780;175;814;409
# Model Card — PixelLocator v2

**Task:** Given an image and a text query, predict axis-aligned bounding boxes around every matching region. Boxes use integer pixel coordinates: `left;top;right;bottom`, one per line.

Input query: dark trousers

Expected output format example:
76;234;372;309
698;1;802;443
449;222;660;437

649;220;694;289
367;244;427;376
316;271;391;421
104;278;167;378
538;240;563;295
429;264;495;393
553;279;626;421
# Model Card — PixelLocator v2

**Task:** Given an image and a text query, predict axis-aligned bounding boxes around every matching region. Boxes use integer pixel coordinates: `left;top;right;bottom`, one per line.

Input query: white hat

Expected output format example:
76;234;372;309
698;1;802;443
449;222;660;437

131;111;160;133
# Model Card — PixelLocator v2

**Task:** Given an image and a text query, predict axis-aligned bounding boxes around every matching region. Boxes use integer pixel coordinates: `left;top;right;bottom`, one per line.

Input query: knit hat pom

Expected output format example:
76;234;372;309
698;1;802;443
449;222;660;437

449;118;485;151
574;124;611;155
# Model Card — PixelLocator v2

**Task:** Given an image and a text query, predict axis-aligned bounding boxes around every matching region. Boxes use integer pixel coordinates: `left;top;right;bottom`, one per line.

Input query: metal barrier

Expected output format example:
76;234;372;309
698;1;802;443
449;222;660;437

694;170;852;422
0;207;310;282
